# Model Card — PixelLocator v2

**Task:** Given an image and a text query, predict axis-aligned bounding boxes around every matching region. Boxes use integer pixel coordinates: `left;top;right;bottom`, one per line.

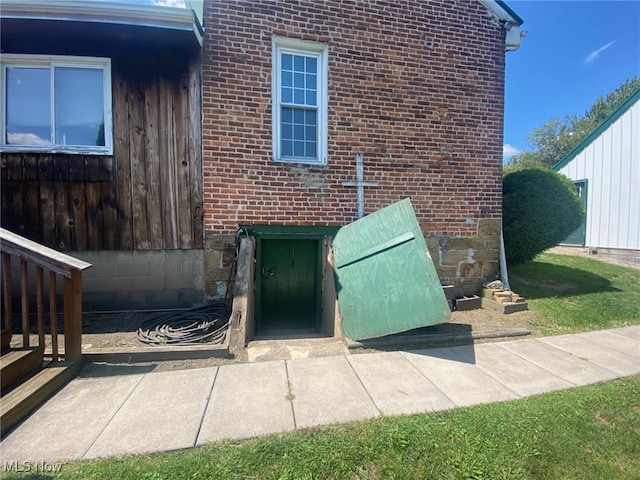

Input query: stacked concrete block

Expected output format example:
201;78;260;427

481;281;528;314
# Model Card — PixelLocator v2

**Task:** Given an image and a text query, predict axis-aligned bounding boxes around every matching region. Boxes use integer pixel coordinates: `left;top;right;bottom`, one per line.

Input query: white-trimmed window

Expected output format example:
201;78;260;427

272;37;328;165
1;55;112;155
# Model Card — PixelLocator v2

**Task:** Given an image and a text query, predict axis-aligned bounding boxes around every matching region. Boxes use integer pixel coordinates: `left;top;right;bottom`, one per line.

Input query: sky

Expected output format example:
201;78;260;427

503;0;640;162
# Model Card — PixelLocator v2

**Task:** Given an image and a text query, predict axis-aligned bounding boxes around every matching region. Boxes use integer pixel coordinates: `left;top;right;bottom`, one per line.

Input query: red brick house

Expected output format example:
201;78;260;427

1;0;523;338
201;1;524;335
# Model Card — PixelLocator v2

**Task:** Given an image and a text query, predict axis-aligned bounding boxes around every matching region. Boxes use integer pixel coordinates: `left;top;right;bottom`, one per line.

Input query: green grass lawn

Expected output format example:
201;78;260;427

6;376;638;480
510;253;640;335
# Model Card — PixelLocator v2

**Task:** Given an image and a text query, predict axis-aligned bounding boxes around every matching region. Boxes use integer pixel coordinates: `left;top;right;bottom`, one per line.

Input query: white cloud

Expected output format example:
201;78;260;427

503;144;520;160
585;40;617;64
150;0;186;6
7;133;51;146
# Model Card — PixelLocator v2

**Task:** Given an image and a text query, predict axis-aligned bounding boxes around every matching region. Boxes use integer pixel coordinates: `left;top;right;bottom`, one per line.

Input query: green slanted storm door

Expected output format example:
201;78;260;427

332;198;450;341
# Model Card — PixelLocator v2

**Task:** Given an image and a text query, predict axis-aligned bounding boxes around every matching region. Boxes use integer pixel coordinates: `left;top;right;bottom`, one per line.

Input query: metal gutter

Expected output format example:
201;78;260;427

495;1;524;26
477;0;526;51
0;0;203;47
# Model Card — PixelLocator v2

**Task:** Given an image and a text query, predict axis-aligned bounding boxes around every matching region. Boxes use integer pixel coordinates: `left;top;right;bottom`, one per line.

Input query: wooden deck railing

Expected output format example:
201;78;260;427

1;228;91;364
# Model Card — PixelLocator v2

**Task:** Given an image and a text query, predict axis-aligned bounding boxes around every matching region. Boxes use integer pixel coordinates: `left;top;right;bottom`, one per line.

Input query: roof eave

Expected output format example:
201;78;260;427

553;87;640;171
477;0;526;52
0;0;203;47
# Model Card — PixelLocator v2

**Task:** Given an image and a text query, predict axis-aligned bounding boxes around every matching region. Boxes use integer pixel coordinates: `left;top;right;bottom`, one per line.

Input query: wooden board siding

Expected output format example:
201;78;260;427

1;49;203;252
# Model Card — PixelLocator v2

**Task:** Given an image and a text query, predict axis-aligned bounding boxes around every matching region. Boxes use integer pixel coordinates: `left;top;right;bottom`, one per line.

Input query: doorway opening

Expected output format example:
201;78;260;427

258;238;319;335
562;179;588;246
247;226;339;339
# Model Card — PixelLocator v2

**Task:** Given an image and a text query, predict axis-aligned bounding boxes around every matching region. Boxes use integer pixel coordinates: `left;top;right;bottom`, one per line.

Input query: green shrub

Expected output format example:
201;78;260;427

503;168;584;265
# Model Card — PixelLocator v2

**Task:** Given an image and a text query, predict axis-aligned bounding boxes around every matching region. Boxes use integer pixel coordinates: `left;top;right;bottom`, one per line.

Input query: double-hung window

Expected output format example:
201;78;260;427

272;37;328;165
1;55;112;154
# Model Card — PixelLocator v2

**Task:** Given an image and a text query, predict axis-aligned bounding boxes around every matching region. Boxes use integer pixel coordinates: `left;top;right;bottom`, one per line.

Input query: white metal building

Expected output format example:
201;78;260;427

553;87;640;266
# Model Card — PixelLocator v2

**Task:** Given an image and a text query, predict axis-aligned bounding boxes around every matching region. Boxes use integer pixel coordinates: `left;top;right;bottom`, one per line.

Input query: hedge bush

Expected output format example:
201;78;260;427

503;168;584;265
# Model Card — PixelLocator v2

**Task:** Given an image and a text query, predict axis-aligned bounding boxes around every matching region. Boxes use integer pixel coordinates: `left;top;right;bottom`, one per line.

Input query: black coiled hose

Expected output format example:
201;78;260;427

136;302;232;346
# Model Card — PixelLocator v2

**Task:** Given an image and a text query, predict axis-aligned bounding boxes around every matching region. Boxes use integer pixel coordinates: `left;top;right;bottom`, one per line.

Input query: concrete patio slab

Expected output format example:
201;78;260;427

578;330;640;357
286;356;379;429
539;335;640;376
402;347;520;406
347;352;456;415
499;338;619;386
608;325;640;341
0;374;144;462
246;338;349;362
452;342;574;396
197;361;295;444
84;367;217;459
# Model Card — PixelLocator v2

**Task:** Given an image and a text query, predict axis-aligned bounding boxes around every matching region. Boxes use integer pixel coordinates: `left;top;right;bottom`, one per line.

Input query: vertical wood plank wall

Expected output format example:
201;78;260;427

1;49;203;252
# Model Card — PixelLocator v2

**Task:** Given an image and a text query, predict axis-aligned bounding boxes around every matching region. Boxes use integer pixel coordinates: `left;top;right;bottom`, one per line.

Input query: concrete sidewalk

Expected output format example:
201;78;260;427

1;326;639;462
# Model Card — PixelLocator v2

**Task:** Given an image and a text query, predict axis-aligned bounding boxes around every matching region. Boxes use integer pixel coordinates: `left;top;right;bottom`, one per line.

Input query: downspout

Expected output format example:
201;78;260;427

499;228;510;290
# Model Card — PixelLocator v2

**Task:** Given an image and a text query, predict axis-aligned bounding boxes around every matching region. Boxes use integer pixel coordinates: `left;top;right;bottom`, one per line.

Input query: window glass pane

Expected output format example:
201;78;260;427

293;72;305;88
306;74;317;89
305;110;317;126
282;71;292;87
282;87;293;103
294;89;305;104
294;56;305;71
282;140;293;156
282;123;292;140
282;108;293;123
305;126;316;140
305;141;316;157
282;54;293;71
55;67;105;146
293;141;305;156
293;109;305;124
306;57;317;74
5;67;51;146
306;90;317;106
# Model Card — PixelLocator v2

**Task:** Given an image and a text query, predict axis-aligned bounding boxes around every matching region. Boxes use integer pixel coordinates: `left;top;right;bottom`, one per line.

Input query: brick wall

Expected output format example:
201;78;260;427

202;0;507;291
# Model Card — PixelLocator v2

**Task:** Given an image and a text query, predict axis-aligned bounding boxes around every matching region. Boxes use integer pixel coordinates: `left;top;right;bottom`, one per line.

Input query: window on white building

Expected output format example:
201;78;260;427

272;37;328;165
1;55;112;154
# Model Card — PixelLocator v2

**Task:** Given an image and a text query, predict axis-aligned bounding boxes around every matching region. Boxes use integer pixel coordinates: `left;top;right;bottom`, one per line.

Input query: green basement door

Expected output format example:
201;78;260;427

332;198;451;341
259;238;319;333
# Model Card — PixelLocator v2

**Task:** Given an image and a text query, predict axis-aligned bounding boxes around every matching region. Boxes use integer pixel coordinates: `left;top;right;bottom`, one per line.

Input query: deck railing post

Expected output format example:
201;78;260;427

63;269;83;363
2;253;12;336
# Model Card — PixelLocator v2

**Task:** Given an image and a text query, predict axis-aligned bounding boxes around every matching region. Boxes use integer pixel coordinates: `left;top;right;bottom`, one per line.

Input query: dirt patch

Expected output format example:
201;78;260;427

77;306;539;372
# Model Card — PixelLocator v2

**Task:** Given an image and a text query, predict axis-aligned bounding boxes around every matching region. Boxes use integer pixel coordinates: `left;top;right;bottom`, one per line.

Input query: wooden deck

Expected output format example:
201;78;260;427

1;228;91;436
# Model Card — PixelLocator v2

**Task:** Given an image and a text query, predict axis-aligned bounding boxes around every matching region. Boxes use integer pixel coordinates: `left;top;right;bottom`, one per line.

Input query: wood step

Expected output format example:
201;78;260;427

1;362;80;437
1;347;44;395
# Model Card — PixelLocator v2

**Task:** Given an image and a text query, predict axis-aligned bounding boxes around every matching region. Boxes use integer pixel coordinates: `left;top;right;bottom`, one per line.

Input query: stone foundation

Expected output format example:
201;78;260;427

426;218;502;296
203;234;236;300
204;219;503;303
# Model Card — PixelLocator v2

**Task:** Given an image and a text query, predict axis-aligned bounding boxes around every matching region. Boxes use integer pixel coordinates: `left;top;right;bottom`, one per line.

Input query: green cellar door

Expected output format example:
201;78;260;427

260;239;318;332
